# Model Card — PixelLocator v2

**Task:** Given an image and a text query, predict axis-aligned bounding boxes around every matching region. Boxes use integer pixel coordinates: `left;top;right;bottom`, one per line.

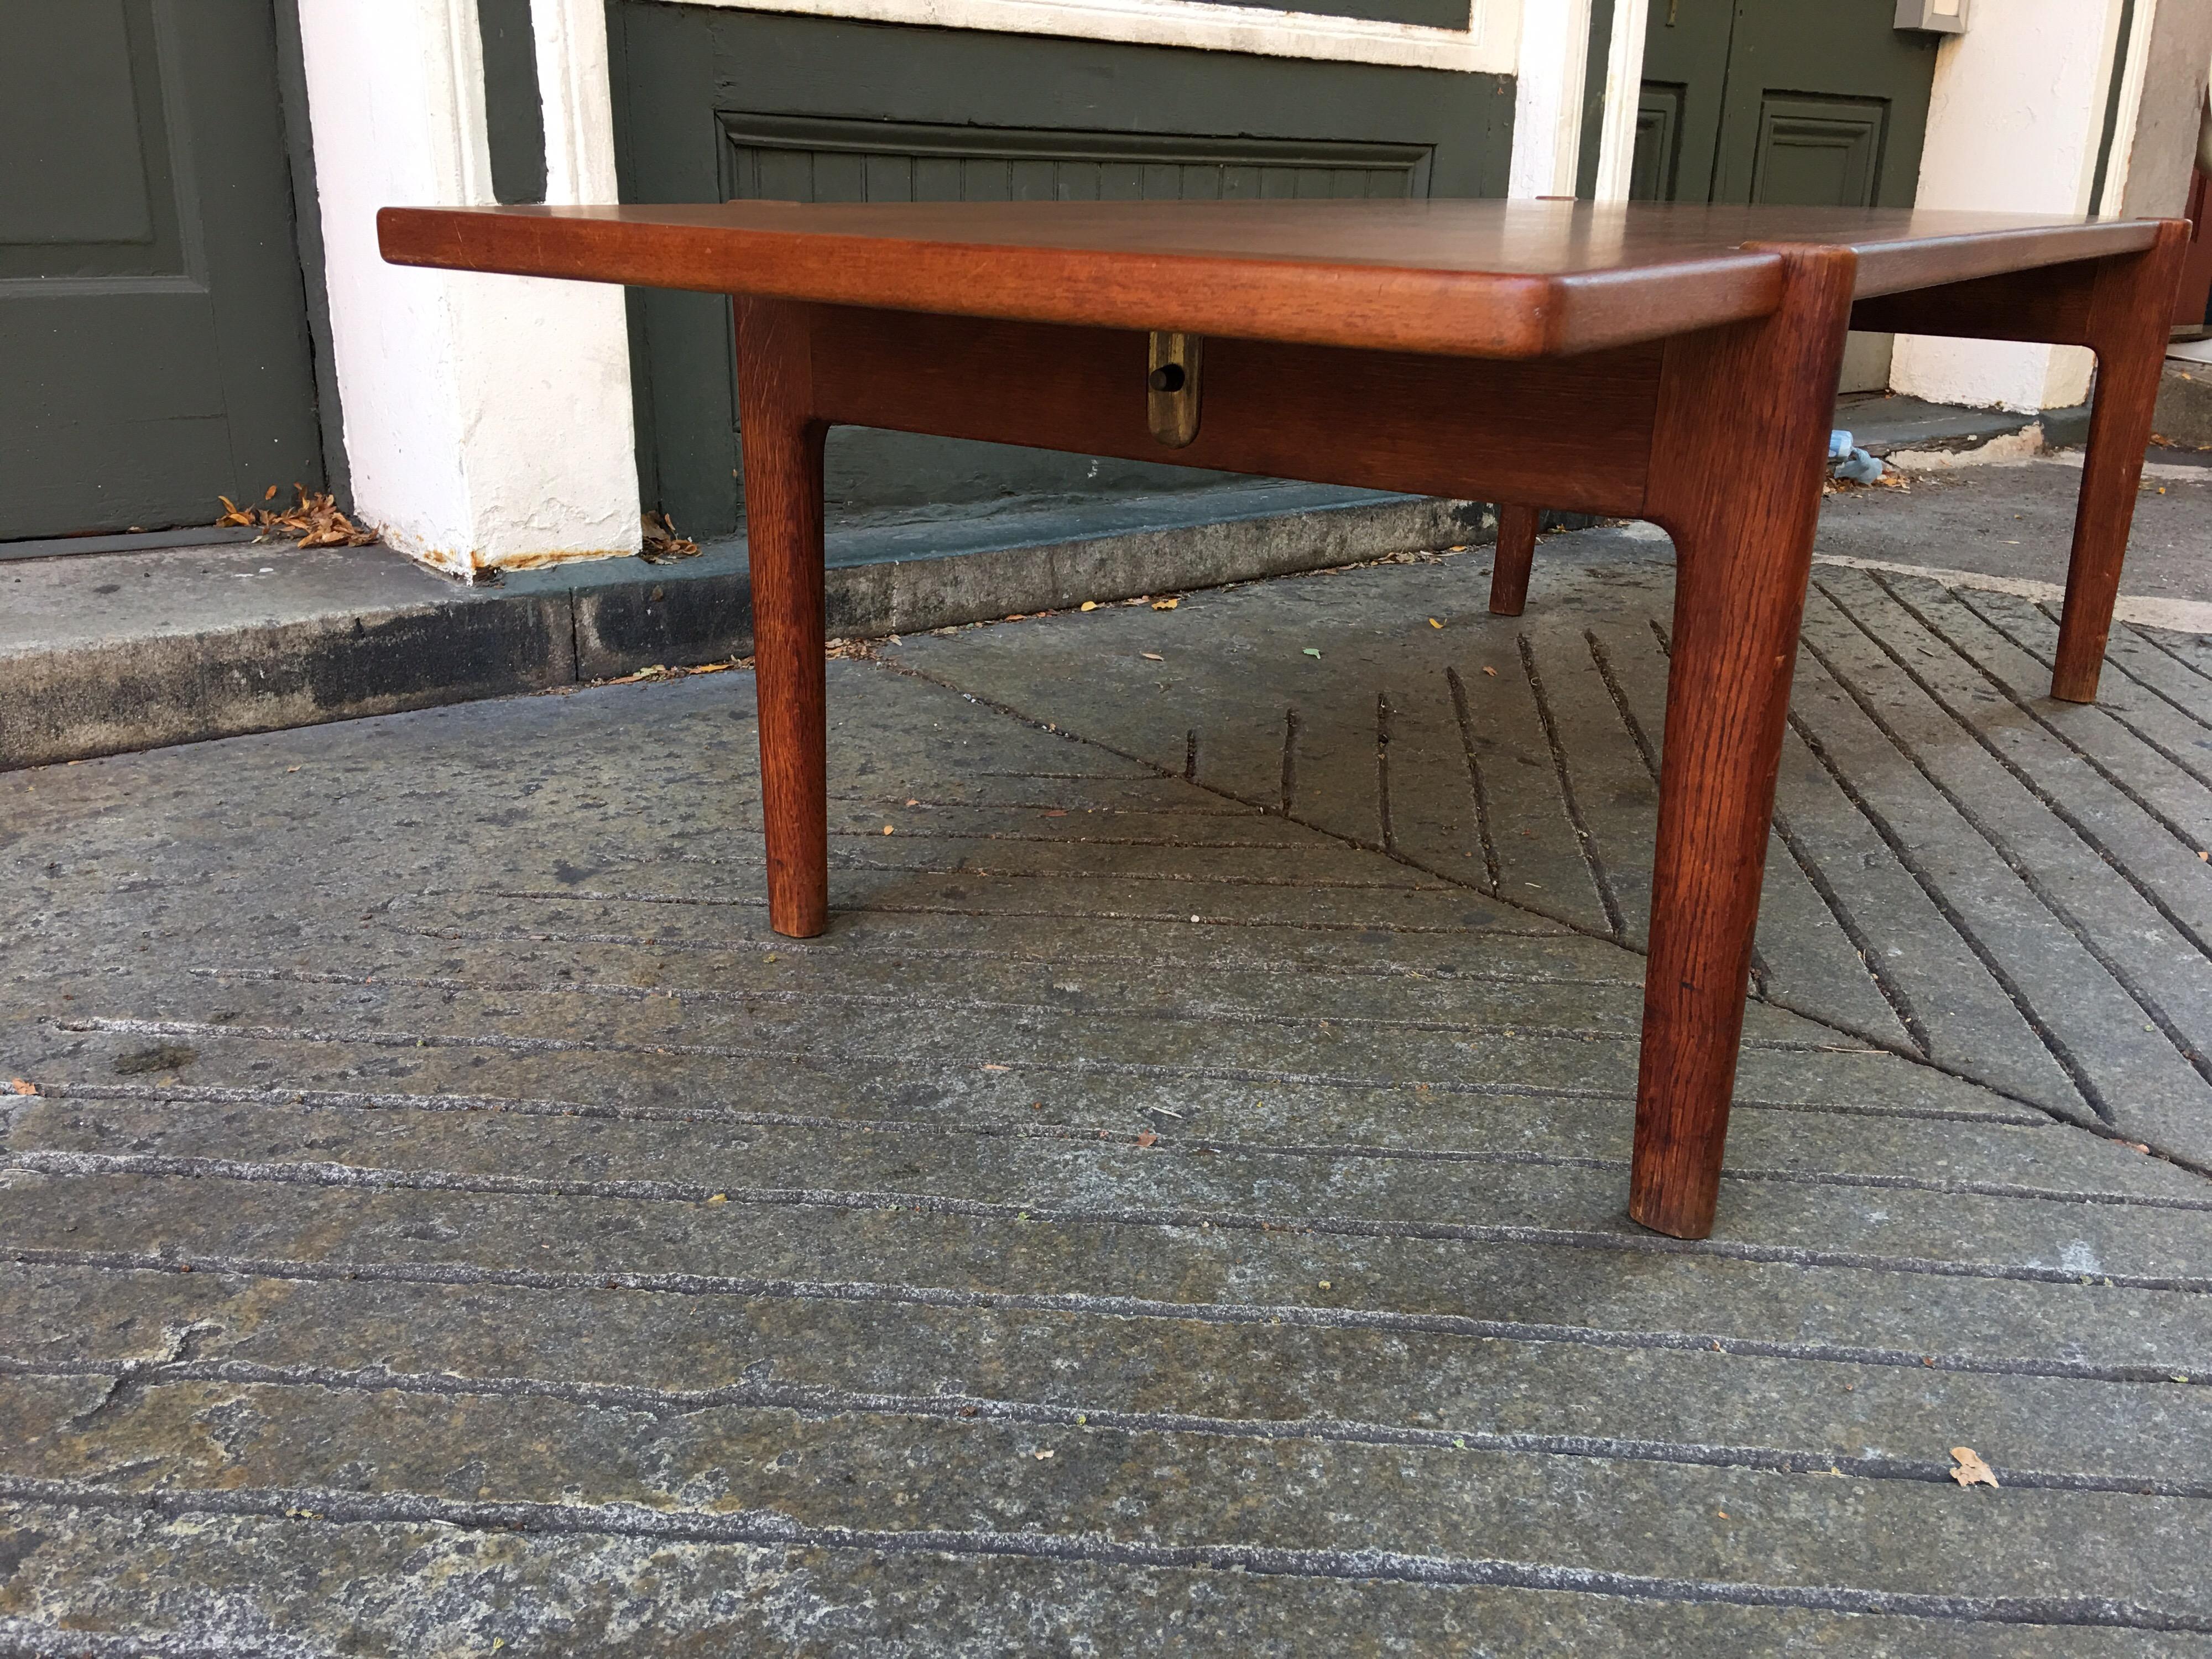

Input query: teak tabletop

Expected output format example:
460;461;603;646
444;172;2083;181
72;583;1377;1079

382;199;2188;1239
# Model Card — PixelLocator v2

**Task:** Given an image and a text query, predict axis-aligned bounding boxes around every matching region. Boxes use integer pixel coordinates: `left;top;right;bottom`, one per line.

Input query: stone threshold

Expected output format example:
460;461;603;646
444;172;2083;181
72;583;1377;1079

1;482;1493;771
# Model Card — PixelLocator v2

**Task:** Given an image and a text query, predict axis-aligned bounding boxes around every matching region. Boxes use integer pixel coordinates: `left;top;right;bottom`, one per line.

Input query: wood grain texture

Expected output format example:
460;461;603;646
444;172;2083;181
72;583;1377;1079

1629;246;1860;1240
734;296;830;938
378;199;2156;361
802;306;1662;518
1489;504;1540;615
2051;219;2193;703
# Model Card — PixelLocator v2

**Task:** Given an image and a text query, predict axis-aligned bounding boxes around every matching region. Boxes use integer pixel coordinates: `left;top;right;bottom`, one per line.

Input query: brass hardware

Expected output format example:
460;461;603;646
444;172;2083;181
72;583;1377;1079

1146;331;1202;448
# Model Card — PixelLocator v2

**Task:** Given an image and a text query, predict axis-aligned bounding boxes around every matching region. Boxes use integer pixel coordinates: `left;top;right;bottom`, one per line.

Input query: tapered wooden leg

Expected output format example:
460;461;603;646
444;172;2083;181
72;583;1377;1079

2052;220;2190;703
1489;503;1540;615
735;296;830;938
1630;248;1858;1239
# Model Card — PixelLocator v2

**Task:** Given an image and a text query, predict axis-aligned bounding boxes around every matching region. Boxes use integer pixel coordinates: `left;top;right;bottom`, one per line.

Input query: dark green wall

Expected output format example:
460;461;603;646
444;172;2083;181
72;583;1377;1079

608;1;1515;538
479;0;547;205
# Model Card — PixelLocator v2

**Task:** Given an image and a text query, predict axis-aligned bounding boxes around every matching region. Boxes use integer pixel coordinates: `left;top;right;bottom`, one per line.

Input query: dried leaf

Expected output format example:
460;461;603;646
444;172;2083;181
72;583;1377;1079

1482;665;1499;677
1949;1447;1998;1489
1151;597;1180;611
1140;652;1164;661
212;484;377;546
1135;1129;1159;1148
639;510;700;564
1428;618;1442;628
6;1078;34;1095
1080;601;1098;612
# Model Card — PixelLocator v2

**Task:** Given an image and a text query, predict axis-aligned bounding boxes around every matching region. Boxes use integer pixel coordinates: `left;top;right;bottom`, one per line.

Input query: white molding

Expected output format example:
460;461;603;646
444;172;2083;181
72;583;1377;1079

655;0;1517;74
532;0;622;204
1588;0;1647;203
439;0;498;206
1508;0;1593;197
2094;0;2157;216
297;0;639;571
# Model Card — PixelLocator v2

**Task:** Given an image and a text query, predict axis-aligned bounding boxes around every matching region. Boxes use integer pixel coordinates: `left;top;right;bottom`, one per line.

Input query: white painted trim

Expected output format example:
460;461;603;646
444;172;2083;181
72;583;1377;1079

1509;0;1593;197
439;0;498;206
2094;0;2158;216
532;0;623;204
1588;0;1648;203
653;0;1517;74
298;0;640;572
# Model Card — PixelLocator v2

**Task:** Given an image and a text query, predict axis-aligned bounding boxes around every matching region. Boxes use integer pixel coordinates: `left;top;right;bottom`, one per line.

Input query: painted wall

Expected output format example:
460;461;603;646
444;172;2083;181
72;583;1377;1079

296;0;639;575
1890;0;2128;411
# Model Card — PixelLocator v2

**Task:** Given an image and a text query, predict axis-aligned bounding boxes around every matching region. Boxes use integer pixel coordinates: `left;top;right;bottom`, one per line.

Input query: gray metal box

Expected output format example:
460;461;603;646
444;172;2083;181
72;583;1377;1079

1895;0;1969;33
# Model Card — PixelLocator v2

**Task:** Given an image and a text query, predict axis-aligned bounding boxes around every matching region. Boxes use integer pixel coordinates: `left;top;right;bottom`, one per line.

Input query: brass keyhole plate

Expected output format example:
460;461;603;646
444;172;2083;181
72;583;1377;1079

1146;331;1203;448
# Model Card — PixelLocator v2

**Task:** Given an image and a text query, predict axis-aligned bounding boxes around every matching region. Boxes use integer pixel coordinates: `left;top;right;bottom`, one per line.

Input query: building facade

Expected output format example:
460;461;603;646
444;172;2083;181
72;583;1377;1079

5;0;2207;569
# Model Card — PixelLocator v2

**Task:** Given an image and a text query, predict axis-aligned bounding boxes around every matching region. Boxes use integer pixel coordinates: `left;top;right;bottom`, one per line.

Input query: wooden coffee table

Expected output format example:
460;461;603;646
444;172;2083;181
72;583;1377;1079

381;200;2185;1239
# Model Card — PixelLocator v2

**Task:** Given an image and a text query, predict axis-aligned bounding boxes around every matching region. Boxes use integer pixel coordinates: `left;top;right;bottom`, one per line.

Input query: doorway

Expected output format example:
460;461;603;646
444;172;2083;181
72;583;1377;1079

1;0;327;542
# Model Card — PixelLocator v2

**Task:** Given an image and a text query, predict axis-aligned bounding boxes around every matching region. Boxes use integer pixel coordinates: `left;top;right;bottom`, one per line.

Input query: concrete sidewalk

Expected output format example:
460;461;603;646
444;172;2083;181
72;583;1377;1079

4;471;2211;1652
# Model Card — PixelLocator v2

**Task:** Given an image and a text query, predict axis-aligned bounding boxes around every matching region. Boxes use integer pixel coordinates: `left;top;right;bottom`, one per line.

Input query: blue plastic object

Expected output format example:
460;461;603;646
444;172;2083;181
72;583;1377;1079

1828;428;1885;482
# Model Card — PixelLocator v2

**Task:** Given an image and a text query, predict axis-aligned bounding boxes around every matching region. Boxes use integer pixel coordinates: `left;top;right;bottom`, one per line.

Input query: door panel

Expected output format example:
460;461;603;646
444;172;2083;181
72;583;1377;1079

1708;1;1937;209
0;0;323;540
1632;0;1734;202
1631;85;1686;202
1749;95;1887;208
611;3;1514;537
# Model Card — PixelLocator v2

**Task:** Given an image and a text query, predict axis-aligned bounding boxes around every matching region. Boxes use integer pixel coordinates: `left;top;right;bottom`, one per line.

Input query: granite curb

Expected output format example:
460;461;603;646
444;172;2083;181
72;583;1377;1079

1;484;1497;771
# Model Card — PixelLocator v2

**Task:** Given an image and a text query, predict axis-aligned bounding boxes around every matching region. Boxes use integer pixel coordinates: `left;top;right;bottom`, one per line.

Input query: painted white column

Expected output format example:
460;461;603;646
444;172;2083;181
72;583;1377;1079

297;0;640;577
1509;0;1593;198
533;0;624;205
1890;0;2130;413
1588;0;1649;204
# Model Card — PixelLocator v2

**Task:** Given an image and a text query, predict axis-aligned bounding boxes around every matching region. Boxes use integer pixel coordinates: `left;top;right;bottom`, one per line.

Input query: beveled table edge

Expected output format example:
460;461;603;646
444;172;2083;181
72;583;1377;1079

377;204;2165;361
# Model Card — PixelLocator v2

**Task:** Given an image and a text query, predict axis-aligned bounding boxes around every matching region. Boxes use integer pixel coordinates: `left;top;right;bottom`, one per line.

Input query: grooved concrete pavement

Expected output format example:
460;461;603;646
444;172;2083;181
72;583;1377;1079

3;460;2211;1653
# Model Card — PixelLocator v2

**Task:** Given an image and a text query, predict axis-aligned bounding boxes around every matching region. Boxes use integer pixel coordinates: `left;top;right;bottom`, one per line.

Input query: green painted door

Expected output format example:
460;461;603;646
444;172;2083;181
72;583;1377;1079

0;0;325;541
1632;0;1939;209
609;4;1516;539
1627;0;1939;389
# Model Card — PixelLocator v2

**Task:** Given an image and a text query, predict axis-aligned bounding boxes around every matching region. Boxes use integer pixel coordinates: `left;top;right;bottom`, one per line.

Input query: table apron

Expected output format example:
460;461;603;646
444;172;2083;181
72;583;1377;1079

783;302;1664;520
1847;254;2105;346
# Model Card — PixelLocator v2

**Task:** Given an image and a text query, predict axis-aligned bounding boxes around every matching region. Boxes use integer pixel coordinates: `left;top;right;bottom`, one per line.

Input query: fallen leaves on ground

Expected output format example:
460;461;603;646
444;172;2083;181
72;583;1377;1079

1135;1130;1160;1148
1949;1447;1999;1489
639;511;700;564
597;658;745;686
1302;647;1322;659
1140;651;1164;661
6;1079;34;1095
1151;596;1180;610
216;484;378;547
